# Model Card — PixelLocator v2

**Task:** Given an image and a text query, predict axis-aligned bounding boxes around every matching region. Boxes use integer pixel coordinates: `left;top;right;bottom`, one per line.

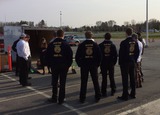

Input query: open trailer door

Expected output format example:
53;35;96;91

24;27;55;59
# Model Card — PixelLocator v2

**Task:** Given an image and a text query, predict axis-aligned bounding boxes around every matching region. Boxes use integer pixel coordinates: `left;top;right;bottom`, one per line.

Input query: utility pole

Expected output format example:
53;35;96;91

60;11;62;29
146;0;149;47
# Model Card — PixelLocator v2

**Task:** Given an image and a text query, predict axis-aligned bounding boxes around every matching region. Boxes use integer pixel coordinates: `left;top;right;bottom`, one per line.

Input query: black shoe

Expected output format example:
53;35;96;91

22;83;32;87
102;93;107;97
48;98;57;103
79;99;85;103
58;98;66;104
58;101;64;104
117;96;128;101
129;95;136;99
28;77;32;79
95;98;100;103
111;89;116;96
15;73;18;76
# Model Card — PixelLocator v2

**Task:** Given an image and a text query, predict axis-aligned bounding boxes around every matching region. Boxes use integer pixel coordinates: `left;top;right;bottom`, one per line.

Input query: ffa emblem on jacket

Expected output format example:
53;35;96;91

86;47;93;55
129;44;135;52
104;46;111;53
54;45;61;53
129;43;135;55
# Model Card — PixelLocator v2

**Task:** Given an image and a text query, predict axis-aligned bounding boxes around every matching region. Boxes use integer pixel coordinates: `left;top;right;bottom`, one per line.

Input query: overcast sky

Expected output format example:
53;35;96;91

0;0;159;27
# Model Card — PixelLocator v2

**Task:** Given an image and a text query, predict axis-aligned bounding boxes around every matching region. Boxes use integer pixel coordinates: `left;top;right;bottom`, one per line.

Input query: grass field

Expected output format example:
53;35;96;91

94;32;160;39
66;31;160;39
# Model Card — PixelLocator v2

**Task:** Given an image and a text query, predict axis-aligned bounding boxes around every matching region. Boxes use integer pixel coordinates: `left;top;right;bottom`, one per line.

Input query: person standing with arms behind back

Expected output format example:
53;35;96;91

16;33;31;86
117;28;139;101
75;31;102;103
47;30;73;104
12;37;20;76
99;32;117;97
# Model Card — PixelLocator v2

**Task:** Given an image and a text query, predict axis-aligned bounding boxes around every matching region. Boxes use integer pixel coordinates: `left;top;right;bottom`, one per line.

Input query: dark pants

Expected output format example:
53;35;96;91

19;57;29;86
28;56;31;73
120;62;136;98
51;65;69;103
80;66;101;101
100;64;116;95
15;55;19;76
40;53;51;74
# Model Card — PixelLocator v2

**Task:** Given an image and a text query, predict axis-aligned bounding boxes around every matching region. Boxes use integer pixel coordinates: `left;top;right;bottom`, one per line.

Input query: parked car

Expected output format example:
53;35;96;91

74;36;86;42
64;35;86;46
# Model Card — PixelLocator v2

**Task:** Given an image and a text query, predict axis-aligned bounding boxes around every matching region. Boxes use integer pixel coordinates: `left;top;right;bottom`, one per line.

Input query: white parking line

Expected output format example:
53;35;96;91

0;73;121;103
0;92;47;103
1;73;87;115
118;98;160;115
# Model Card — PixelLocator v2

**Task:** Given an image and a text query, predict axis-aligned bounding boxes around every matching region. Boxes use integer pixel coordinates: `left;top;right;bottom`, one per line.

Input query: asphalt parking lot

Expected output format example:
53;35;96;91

1;38;160;115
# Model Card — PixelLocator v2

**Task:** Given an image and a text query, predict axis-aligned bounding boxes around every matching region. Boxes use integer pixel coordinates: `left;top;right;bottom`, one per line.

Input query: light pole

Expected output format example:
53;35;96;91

146;0;149;47
60;11;62;29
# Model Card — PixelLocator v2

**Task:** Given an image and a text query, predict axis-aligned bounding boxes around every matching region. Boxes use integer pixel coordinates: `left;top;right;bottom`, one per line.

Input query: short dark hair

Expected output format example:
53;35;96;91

126;27;133;36
85;31;93;38
132;33;138;40
57;29;64;37
136;32;141;37
104;33;111;40
136;32;143;41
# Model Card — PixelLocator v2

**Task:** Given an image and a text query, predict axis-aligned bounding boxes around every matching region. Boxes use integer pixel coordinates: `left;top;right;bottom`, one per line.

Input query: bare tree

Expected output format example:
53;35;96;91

96;21;102;27
149;18;160;30
36;20;47;27
124;21;130;27
131;20;136;25
108;20;116;27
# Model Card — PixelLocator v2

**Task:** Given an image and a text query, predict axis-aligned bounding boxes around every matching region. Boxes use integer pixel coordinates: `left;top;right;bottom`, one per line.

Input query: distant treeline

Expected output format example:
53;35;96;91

74;19;160;33
0;19;160;33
